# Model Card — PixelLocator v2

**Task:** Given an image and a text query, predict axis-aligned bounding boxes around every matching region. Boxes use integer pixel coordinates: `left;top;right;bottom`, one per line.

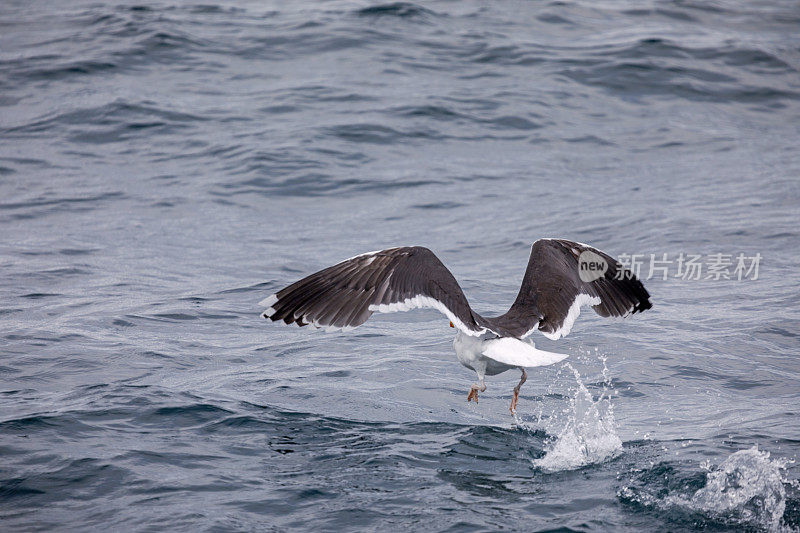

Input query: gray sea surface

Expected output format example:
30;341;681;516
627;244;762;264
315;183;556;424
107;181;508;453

2;1;800;531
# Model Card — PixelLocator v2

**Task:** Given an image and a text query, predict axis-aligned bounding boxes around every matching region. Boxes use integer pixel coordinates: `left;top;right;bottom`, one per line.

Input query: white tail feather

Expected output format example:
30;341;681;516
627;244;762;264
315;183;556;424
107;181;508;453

482;337;568;367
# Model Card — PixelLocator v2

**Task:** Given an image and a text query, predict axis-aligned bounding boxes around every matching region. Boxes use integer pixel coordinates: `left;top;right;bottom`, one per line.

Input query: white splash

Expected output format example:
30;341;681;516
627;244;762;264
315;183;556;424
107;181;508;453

532;360;623;473
618;446;797;532
675;446;794;531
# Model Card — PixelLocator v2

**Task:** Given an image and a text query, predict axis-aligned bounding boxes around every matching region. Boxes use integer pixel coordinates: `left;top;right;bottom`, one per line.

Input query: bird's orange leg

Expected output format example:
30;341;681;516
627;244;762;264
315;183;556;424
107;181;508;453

467;380;486;403
509;368;527;414
467;387;478;403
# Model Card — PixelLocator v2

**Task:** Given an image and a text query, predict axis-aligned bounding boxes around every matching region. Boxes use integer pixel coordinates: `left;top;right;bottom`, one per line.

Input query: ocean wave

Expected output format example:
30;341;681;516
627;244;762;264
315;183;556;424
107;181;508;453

356;3;438;20
0;191;125;220
2;101;205;143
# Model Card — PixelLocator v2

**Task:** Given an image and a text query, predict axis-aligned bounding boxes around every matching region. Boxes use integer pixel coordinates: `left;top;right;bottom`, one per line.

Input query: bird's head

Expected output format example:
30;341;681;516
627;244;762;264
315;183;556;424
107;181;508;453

449;321;454;328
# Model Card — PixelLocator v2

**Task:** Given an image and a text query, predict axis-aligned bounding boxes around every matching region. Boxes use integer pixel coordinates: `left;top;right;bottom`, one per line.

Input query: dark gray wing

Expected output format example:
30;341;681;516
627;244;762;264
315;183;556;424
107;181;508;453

486;239;652;340
260;247;489;336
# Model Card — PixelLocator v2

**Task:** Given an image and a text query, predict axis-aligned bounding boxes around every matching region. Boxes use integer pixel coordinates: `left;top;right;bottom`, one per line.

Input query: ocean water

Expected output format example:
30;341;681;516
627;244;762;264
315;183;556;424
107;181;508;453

2;0;799;530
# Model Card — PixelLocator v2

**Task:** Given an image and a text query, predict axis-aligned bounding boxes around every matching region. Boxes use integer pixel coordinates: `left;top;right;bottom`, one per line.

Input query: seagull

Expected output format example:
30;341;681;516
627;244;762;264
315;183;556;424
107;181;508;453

260;239;652;413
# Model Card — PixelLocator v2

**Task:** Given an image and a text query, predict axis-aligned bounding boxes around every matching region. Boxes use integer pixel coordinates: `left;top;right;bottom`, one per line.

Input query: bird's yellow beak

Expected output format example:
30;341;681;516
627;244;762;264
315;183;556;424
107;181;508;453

449;321;454;328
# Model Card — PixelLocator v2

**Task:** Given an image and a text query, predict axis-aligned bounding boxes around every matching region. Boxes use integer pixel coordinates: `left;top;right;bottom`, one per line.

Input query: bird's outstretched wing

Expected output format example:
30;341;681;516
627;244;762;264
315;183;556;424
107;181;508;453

261;247;489;336
486;239;652;340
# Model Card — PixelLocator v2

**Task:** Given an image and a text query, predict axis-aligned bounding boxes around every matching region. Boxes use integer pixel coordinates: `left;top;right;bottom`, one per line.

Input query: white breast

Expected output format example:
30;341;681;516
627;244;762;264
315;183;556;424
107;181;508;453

454;331;486;368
